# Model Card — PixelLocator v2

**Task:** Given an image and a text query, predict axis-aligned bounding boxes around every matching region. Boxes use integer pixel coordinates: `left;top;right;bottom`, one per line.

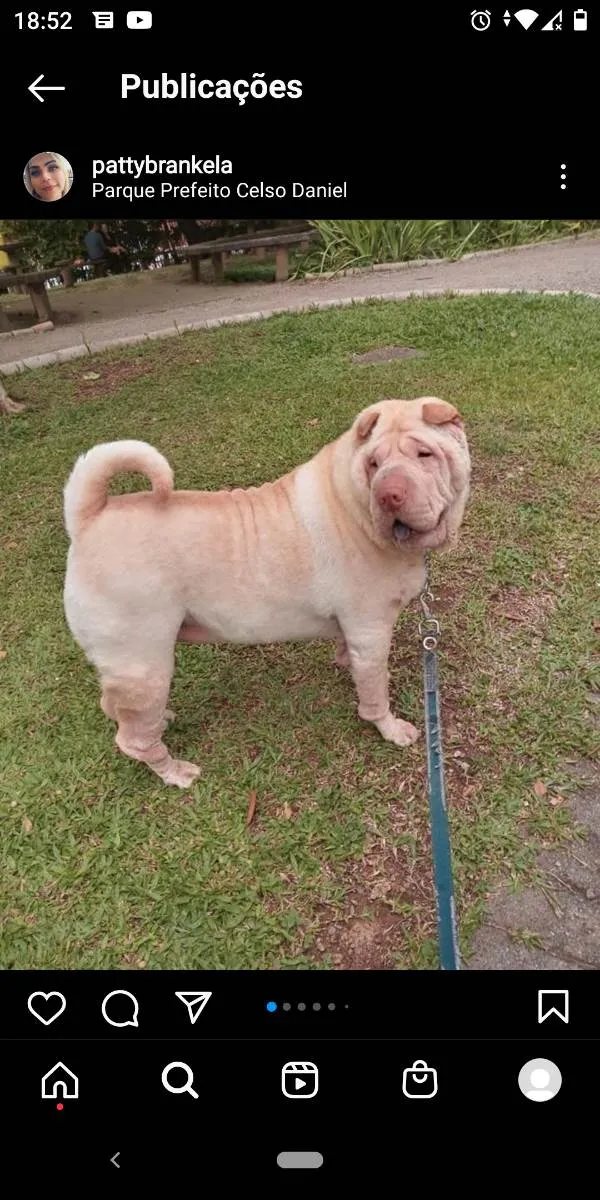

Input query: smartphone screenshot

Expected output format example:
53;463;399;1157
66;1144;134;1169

1;3;598;1184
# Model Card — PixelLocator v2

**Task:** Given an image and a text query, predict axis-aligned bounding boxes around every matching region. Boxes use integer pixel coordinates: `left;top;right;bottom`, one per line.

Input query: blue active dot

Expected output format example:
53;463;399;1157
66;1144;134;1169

266;1001;277;1013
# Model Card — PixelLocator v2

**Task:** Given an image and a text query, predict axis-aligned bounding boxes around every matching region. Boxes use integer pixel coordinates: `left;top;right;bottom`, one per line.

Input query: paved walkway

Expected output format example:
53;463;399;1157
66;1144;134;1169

466;761;600;971
3;233;599;970
2;233;600;374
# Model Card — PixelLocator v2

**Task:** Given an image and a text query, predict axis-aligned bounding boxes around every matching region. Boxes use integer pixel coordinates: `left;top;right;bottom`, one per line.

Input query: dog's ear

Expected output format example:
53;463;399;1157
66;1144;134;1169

353;406;381;441
422;399;464;429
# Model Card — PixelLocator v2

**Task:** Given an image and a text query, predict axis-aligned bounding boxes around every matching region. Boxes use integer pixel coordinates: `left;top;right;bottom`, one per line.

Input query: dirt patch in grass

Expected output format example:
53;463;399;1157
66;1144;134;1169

71;360;154;399
310;776;443;968
315;911;409;969
351;345;426;364
489;585;557;629
58;343;219;401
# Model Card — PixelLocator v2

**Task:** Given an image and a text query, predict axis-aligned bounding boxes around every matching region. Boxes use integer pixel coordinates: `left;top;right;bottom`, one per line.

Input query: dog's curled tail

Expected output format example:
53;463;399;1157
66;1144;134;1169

63;439;174;539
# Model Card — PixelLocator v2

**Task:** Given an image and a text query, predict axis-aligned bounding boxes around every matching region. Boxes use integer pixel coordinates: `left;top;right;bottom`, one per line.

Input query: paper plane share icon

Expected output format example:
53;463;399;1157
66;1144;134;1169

175;991;212;1024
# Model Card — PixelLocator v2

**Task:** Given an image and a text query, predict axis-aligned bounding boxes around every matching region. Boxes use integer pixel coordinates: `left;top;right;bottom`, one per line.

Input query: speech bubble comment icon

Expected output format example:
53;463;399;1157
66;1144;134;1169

101;989;140;1028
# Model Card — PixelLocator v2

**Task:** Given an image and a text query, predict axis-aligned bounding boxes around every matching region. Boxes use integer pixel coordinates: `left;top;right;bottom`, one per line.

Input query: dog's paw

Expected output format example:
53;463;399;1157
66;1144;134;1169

162;759;201;788
375;713;420;747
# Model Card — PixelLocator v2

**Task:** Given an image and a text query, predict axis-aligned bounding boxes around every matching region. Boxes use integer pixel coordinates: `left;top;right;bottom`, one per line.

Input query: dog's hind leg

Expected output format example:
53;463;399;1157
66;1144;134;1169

101;684;176;726
101;667;200;788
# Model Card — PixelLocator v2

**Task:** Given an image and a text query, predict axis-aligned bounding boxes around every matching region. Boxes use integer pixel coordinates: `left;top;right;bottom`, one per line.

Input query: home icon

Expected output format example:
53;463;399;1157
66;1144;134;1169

41;1062;79;1100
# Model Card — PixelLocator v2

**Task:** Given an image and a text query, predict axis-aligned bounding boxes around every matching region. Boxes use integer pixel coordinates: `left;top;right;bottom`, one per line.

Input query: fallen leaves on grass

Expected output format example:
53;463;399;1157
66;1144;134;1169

246;790;257;826
370;880;393;900
533;780;547;797
23;817;33;833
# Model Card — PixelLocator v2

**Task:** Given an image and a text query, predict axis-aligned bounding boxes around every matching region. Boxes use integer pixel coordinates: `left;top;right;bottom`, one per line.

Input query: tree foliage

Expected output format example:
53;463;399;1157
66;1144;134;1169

0;219;89;267
0;218;311;271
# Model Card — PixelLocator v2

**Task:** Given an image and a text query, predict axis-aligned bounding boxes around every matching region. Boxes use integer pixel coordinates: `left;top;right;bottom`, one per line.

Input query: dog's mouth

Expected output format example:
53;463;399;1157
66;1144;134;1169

392;511;447;545
392;520;412;543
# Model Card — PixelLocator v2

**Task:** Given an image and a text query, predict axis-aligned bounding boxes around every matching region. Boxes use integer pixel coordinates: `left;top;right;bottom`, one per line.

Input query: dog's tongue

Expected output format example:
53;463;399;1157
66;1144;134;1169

393;520;411;543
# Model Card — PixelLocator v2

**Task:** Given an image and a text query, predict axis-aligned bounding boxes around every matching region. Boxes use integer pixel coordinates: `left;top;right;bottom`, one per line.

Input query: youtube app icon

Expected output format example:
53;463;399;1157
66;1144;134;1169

127;10;153;28
281;1062;319;1099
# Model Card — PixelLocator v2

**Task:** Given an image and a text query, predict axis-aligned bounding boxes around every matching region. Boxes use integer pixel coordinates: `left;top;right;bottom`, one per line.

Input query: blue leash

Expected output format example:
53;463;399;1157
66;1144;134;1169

419;564;460;970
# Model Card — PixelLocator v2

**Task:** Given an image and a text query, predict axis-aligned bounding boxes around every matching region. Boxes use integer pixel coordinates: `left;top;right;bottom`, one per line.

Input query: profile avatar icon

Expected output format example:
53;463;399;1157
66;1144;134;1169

24;151;73;202
518;1057;562;1103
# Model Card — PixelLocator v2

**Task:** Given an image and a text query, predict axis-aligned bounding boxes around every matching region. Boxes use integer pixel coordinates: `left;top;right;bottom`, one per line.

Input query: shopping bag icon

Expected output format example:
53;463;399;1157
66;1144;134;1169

402;1059;438;1099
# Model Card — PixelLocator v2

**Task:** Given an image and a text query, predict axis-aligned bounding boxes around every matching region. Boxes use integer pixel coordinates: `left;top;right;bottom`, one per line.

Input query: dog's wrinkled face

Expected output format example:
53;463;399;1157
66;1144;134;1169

348;397;471;550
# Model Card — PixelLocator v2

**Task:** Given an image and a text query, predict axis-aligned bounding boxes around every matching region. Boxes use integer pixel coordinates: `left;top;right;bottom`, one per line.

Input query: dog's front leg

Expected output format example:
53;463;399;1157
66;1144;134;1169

333;634;351;668
341;621;419;747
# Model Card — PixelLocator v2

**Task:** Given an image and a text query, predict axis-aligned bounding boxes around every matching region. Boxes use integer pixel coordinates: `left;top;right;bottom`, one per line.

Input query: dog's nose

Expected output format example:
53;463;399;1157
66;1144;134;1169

378;486;404;512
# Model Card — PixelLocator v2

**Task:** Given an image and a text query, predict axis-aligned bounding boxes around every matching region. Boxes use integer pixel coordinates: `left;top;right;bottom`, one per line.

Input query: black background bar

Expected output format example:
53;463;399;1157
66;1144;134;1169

1;5;596;216
3;970;593;1040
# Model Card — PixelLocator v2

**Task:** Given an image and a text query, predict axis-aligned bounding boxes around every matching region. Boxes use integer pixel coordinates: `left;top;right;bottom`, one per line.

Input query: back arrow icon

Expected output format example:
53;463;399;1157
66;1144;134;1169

110;1152;120;1168
28;74;66;103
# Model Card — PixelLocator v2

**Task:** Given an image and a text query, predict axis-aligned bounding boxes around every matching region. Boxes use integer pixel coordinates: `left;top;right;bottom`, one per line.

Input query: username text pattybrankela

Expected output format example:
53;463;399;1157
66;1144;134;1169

92;157;347;201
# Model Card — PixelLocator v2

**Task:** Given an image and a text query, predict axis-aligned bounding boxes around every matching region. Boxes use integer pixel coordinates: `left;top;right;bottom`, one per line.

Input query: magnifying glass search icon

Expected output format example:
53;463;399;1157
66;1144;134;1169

161;1061;199;1099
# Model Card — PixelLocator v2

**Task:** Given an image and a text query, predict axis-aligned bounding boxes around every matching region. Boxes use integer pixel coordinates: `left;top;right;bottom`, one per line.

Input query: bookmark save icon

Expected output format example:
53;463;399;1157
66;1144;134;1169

175;992;212;1024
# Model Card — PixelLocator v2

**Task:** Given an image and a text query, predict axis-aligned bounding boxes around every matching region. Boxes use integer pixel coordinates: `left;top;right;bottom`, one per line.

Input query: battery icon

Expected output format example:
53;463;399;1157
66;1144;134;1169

574;9;587;29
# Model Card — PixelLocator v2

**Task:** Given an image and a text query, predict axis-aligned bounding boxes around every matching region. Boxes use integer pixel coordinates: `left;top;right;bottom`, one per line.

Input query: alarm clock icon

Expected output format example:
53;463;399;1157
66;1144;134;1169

471;9;492;30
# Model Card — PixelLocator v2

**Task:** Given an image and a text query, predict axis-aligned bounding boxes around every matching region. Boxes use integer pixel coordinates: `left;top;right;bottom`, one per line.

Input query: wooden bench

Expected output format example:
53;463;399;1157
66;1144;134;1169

0;268;58;329
177;228;318;284
56;258;77;288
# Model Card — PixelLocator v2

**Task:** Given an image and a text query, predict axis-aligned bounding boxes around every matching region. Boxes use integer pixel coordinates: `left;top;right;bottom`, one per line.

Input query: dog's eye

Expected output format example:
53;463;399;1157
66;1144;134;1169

418;450;433;458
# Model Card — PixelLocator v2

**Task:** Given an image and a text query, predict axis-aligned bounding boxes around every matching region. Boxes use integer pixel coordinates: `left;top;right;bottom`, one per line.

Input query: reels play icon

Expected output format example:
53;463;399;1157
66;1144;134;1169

281;1061;319;1099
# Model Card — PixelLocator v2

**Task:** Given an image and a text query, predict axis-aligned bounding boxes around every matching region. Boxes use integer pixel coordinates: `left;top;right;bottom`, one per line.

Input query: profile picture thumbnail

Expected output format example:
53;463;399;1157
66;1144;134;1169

23;151;73;202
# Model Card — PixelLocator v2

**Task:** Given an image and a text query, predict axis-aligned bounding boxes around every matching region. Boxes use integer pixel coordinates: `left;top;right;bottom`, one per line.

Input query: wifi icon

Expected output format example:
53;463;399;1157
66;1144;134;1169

514;8;539;27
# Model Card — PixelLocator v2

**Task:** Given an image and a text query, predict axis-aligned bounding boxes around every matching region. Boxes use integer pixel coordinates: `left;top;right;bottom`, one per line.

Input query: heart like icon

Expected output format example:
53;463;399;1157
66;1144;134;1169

27;991;67;1026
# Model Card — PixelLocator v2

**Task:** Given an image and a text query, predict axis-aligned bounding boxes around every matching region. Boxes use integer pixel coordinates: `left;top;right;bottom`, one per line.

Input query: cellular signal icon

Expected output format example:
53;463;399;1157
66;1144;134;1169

541;9;562;29
175;991;212;1024
514;8;539;28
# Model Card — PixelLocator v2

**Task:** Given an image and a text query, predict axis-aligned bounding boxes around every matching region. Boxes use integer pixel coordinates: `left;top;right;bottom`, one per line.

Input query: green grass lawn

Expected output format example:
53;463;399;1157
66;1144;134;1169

1;294;599;969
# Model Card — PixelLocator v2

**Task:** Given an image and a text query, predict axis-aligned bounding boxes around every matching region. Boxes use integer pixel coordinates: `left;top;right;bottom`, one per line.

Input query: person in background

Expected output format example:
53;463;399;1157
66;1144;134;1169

100;224;127;257
83;223;127;277
100;224;129;273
